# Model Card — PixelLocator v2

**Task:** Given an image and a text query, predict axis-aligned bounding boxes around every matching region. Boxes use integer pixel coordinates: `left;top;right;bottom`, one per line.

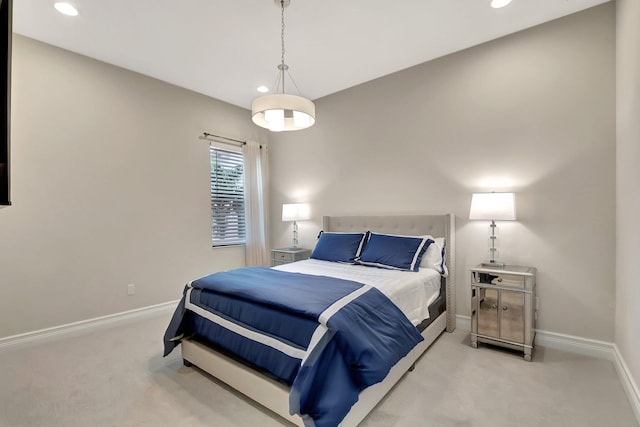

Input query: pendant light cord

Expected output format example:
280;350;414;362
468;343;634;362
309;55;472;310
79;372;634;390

281;1;286;66
271;0;303;97
280;0;286;94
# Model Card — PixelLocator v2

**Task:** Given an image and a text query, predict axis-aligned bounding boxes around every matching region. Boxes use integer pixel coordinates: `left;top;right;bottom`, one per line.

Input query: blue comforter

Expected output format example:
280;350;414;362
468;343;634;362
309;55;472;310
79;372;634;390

163;267;423;427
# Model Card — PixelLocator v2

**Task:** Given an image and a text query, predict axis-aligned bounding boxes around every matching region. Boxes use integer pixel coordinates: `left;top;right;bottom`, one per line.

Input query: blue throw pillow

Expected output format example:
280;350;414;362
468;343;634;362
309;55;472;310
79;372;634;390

356;233;433;272
310;232;368;264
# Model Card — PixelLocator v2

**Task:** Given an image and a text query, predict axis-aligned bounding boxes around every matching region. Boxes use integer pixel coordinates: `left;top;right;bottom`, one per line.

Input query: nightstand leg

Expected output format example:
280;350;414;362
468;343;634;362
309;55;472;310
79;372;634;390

524;348;532;362
470;334;478;348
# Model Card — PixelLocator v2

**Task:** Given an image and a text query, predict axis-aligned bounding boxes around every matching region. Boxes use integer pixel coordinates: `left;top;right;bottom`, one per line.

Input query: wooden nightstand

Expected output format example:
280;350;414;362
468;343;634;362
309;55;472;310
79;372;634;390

271;247;311;266
470;264;537;361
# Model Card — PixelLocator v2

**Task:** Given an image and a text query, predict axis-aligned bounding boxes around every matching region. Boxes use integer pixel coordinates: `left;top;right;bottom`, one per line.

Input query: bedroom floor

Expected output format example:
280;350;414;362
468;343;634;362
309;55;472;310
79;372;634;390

0;310;636;427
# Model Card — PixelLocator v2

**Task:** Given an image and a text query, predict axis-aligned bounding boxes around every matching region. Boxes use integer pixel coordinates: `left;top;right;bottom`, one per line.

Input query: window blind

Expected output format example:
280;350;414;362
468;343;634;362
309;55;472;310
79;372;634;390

210;146;246;246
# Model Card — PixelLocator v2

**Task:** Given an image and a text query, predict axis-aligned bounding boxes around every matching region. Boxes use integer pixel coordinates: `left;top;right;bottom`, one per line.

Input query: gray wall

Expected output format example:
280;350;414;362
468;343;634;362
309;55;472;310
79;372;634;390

0;36;260;338
269;4;616;341
616;0;640;395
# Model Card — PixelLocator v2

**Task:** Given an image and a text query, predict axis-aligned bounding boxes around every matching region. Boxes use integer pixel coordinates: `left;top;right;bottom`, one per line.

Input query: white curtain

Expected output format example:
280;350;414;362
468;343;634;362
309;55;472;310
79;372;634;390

243;141;270;267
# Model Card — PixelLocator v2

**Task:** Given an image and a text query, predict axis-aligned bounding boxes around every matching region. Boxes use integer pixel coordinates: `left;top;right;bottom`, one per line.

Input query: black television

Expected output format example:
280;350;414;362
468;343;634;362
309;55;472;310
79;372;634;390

0;0;11;206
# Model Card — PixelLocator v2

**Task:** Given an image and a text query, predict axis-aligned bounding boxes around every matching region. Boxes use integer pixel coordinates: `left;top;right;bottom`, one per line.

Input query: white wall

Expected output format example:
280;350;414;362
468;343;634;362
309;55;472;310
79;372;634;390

0;36;265;338
269;4;616;341
616;0;640;395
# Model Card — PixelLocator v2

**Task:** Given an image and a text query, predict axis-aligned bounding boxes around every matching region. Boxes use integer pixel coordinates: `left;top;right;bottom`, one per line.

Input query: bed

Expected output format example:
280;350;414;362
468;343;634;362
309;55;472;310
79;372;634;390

164;214;456;426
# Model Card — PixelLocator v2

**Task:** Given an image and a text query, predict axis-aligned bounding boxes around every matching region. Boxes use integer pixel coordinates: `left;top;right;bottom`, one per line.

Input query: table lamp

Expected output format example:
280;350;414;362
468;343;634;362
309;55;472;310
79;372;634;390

282;203;310;249
469;192;516;267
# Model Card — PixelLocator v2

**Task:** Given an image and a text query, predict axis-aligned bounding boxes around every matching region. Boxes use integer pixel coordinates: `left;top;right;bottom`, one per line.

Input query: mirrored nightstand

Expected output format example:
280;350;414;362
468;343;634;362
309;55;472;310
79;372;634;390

470;264;537;361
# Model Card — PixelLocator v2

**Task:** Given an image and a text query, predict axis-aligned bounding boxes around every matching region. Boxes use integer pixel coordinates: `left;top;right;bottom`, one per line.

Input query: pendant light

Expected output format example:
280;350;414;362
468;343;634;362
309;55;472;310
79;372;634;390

251;0;315;132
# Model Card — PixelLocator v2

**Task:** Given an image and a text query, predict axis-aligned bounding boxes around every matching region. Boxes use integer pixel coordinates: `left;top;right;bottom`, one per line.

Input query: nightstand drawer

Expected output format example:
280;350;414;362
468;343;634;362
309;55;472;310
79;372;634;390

472;267;535;293
274;252;294;261
490;274;525;290
271;248;311;267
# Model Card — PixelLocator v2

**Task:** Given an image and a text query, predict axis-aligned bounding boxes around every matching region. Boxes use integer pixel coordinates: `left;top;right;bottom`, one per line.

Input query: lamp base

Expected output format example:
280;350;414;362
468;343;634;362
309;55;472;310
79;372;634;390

481;261;506;268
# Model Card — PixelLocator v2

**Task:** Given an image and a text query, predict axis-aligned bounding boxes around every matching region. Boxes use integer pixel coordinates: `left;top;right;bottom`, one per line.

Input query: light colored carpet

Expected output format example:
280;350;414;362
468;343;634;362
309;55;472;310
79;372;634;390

0;310;636;427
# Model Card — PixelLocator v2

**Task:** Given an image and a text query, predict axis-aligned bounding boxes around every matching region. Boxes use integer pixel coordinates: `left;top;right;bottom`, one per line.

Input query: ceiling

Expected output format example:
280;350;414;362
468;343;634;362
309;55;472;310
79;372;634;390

13;0;609;110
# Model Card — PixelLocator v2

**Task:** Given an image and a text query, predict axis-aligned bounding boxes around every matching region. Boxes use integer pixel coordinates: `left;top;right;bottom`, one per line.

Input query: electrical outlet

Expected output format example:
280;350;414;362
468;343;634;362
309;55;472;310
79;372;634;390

127;284;135;296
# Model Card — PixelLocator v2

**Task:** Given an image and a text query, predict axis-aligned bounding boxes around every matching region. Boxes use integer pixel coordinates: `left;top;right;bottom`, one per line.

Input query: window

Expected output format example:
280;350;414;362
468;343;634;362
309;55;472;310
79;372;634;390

210;146;246;246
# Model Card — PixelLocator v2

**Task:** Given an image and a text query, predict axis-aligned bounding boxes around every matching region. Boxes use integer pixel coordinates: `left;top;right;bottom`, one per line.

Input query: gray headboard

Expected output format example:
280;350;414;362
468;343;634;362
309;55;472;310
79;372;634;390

323;214;456;332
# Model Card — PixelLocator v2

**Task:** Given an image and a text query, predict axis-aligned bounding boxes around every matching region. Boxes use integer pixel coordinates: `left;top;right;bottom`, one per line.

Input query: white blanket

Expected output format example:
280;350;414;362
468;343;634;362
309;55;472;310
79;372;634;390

274;259;441;326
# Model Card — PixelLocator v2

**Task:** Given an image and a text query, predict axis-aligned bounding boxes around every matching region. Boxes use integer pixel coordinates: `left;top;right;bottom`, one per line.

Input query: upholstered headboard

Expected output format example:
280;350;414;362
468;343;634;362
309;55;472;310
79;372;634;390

322;214;456;332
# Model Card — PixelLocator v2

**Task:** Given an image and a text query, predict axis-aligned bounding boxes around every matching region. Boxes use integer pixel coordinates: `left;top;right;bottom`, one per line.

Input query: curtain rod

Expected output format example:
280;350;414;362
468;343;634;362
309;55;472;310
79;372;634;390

199;132;246;146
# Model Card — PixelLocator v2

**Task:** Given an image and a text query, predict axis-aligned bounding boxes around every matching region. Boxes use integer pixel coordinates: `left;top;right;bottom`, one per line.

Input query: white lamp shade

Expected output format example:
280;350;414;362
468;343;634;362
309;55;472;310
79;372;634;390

282;203;311;222
252;94;316;132
469;193;516;221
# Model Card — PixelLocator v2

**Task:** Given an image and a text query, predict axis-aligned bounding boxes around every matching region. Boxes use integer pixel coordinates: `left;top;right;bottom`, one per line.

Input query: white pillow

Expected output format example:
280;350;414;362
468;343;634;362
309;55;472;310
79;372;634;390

420;236;448;276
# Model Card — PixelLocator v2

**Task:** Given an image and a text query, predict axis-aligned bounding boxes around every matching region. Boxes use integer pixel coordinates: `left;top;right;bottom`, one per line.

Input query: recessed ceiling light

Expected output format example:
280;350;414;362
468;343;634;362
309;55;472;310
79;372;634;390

256;86;269;93
491;0;512;8
54;2;79;16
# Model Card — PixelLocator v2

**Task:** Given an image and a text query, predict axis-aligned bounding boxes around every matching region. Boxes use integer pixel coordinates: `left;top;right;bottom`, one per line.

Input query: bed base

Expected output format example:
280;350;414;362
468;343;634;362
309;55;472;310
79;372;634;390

182;311;447;427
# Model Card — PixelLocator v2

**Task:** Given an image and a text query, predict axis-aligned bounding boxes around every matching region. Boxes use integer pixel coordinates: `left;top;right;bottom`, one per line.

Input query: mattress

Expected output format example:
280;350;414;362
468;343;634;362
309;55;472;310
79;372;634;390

274;259;441;326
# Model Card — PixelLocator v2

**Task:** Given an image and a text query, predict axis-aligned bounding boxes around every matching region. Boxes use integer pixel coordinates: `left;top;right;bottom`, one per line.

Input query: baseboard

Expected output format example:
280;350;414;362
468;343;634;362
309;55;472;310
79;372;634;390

0;300;179;351
457;315;615;360
534;329;615;361
613;344;640;423
456;314;471;331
